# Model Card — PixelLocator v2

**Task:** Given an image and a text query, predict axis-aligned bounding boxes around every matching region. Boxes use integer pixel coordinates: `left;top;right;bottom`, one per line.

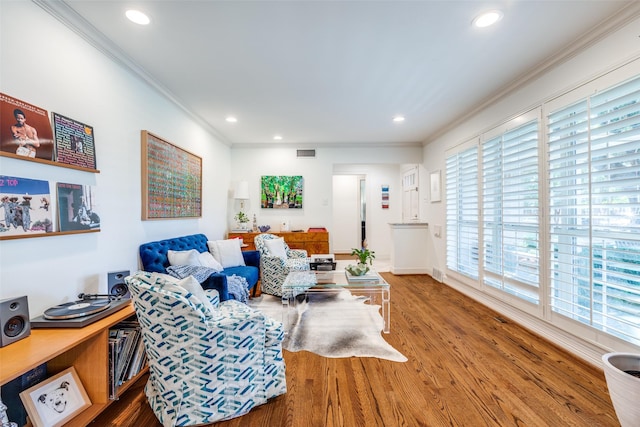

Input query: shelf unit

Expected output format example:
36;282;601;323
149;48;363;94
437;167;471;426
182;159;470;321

0;151;100;241
0;152;100;174
0;303;146;426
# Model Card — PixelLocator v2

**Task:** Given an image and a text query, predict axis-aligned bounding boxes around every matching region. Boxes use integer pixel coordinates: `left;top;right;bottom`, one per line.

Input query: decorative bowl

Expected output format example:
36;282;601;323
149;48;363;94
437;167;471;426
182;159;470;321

258;225;271;232
345;263;370;276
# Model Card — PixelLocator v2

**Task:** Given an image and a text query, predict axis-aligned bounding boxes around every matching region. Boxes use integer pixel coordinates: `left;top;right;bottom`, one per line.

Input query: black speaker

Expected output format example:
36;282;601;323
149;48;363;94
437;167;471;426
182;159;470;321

108;270;131;299
0;296;30;348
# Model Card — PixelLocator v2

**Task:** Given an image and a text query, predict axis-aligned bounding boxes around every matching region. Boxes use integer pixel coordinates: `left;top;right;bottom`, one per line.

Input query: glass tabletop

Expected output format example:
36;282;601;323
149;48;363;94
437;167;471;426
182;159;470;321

282;270;389;290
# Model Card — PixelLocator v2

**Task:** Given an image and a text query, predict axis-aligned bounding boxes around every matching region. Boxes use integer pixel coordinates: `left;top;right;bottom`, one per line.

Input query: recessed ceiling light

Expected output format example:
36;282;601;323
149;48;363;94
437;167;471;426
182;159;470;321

126;9;150;25
225;116;238;123
273;135;283;140
393;116;405;123
473;10;503;28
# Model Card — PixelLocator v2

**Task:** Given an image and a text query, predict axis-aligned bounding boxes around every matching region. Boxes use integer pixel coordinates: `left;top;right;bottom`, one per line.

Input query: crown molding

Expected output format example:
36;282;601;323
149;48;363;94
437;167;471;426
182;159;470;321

424;1;640;146
231;140;423;150
32;0;232;146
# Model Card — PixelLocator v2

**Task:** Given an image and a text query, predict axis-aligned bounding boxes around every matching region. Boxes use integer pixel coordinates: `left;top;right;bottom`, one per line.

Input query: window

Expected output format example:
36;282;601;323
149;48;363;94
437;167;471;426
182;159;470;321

446;145;479;279
548;75;640;346
482;119;540;303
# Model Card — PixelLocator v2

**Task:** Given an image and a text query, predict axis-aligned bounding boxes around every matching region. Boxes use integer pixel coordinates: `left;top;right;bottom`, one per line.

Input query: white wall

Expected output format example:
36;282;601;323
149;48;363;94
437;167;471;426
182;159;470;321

230;146;419;259
422;15;640;364
0;1;231;316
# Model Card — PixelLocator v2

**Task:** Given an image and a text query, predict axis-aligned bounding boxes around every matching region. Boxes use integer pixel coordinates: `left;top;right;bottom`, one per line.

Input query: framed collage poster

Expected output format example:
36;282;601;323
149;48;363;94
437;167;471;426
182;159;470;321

141;130;202;220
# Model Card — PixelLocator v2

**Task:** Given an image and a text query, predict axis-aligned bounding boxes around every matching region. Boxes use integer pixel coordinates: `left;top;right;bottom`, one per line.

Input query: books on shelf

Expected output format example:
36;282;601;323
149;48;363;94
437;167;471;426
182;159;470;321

108;319;147;400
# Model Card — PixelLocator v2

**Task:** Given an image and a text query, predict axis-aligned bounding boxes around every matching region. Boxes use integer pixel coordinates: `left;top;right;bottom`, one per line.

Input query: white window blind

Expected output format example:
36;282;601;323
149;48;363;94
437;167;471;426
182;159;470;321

482;120;540;303
446;146;479;279
548;75;640;346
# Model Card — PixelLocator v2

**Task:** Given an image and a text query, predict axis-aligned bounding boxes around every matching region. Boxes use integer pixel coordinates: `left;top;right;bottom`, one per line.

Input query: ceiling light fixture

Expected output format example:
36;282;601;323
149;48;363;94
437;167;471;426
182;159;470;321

125;9;150;25
225;116;238;123
273;135;283;140
473;10;503;28
393;116;405;123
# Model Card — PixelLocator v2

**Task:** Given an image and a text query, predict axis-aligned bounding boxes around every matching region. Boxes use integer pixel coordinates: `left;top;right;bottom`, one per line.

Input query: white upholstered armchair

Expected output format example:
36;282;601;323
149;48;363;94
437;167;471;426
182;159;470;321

254;233;310;296
126;272;286;427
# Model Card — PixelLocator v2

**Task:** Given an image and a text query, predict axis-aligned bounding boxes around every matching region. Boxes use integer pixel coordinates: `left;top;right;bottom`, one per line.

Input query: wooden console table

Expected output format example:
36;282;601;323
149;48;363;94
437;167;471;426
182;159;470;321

228;230;329;255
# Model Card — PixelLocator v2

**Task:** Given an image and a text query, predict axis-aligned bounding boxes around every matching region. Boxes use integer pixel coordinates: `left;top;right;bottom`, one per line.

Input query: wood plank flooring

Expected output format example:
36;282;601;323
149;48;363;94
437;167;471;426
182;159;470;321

93;274;619;427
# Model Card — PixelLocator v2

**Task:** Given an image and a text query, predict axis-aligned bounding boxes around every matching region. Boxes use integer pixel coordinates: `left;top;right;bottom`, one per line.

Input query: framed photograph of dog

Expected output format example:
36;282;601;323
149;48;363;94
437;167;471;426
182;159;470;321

19;366;91;427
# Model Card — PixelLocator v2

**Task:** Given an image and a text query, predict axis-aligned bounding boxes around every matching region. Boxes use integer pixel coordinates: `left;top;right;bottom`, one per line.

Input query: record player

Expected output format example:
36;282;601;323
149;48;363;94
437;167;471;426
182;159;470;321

31;293;131;328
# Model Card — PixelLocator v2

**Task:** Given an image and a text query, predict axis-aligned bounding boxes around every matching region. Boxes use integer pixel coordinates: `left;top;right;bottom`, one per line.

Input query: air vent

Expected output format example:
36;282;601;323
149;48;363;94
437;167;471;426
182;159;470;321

432;267;445;283
297;149;316;158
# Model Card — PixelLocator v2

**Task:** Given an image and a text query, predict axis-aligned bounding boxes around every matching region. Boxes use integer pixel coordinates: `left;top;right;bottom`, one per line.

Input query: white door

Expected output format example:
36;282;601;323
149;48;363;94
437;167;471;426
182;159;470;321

332;175;361;253
402;167;419;222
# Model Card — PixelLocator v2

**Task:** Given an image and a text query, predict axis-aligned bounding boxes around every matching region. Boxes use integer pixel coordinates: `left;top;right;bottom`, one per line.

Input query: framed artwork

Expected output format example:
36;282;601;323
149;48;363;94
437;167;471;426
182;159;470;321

381;185;389;209
141;130;202;220
52;112;97;169
430;170;441;203
0;175;53;237
19;367;91;427
0;93;55;161
260;175;303;209
57;183;100;232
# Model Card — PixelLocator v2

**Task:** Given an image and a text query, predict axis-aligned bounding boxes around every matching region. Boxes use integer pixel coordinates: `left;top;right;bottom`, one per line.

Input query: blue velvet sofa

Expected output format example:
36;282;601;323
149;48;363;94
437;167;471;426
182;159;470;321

138;233;259;301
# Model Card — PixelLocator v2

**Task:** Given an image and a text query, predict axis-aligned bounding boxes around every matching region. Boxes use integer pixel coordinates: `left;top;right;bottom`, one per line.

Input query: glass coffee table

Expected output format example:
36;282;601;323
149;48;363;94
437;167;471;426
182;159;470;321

281;270;391;333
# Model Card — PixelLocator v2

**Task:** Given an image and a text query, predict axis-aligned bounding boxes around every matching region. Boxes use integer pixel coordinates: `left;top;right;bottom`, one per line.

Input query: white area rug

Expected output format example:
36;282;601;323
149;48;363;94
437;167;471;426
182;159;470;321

249;288;407;362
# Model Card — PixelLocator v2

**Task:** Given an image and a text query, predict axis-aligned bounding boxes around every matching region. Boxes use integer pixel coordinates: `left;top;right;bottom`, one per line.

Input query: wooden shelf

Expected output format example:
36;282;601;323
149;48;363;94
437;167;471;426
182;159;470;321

0;303;146;426
0;151;100;173
1;150;101;241
0;228;100;241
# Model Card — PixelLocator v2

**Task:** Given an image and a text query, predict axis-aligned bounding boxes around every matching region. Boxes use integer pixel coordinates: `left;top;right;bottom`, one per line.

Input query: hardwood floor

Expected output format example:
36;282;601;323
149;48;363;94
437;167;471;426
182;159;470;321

93;274;619;427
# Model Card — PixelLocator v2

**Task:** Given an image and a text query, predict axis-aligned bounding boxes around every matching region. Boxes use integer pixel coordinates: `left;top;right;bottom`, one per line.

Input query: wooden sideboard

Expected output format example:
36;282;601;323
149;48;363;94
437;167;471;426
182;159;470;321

228;231;329;255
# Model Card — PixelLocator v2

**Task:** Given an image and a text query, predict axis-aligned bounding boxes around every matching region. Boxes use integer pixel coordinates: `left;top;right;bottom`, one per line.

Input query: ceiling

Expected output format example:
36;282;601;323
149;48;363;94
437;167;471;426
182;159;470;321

40;1;638;147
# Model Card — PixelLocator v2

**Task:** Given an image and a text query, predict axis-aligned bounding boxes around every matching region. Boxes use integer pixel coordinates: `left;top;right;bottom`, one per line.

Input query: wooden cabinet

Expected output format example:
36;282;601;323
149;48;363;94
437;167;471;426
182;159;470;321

0;304;145;426
228;231;330;255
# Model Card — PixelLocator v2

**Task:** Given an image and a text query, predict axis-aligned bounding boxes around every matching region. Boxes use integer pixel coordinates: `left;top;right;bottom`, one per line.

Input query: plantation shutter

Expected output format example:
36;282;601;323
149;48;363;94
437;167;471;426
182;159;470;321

548;75;640;345
482;120;540;303
446;145;479;279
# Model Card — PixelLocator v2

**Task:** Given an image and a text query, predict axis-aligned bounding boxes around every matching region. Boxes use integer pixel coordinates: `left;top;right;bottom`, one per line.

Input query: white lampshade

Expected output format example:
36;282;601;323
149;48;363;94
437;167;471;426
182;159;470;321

234;181;249;200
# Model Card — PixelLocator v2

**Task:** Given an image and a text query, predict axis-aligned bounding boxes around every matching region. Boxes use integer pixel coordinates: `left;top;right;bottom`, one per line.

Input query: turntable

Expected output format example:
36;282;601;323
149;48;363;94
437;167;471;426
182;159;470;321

31;293;131;328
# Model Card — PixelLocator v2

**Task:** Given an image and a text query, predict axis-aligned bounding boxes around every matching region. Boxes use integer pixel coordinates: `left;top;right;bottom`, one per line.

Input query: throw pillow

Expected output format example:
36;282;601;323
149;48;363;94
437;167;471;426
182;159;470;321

207;239;246;268
198;251;224;272
150;272;180;284
167;249;200;266
265;237;287;259
176;275;217;315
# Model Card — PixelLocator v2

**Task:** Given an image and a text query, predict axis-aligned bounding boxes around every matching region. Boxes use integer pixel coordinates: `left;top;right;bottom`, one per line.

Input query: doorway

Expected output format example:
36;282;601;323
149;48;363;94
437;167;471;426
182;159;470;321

331;175;364;253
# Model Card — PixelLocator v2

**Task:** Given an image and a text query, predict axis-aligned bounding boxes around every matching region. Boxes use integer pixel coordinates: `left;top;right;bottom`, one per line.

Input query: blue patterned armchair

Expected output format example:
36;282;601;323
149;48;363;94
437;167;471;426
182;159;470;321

254;233;310;296
126;272;286;427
